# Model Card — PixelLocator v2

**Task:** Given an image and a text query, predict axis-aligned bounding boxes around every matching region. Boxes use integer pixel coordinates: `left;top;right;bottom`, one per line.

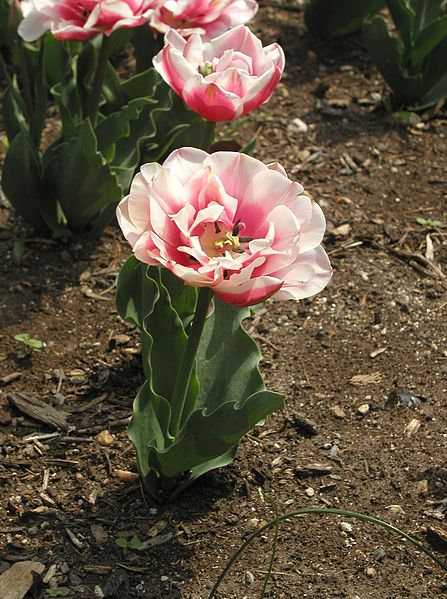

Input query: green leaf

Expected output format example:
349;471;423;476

2;80;28;142
128;537;142;549
114;537;128;548
43;34;68;88
411;14;447;65
363;15;422;104
12;233;26;266
42;118;122;232
33;43;47;145
305;0;385;37
116;255;159;329
142;268;199;431
414;0;445;36
94;97;156;160
386;0;415;49
101;61;125;114
122;67;159;101
416;217;442;227
1;128;48;231
196;299;265;413
50;57;84;140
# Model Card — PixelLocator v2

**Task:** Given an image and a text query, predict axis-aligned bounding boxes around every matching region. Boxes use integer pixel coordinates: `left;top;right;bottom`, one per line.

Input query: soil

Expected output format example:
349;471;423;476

1;2;447;598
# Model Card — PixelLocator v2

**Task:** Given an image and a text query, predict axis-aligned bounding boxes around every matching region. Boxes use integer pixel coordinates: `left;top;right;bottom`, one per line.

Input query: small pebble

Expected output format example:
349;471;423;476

366;566;376;577
305;487;315;497
245;571;255;584
357;403;370;416
373;548;385;561
340;522;353;533
287;118;308;134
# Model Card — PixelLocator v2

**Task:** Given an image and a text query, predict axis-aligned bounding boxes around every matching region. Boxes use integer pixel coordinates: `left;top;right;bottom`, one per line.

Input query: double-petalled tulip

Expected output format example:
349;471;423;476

150;0;258;41
18;0;157;41
153;25;285;121
117;148;332;307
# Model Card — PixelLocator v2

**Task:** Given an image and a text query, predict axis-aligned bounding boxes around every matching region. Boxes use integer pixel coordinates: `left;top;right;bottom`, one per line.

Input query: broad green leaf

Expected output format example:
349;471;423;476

2;82;27;142
419;37;447;106
387;0;415;50
151;390;284;479
305;0;384;37
411;14;447;65
122;67;159;101
1;128;48;231
43;34;68;88
33;43;47;146
94;97;156;159
101;61;125;114
116;255;159;329
363;15;422;104
42;119;122;232
414;0;445;36
128;382;172;482
196;298;265;414
51;58;83;140
142;268;199;431
160;269;197;325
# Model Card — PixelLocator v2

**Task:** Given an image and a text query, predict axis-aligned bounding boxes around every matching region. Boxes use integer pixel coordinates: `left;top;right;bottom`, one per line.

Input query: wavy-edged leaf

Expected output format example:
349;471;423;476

42;118;121;232
1;127;48;231
363;15;422;104
387;0;415;49
196;298;265;414
411;14;447;65
152;390;284;480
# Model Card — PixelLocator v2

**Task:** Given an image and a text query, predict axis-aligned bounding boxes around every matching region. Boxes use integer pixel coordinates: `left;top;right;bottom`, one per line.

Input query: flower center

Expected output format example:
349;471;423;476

199;220;252;259
214;232;241;253
199;61;214;76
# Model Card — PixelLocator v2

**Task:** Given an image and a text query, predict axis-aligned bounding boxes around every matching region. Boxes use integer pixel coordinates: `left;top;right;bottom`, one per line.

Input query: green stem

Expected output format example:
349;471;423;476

170;287;211;436
202;120;216;152
87;34;111;123
18;42;37;145
208;507;447;598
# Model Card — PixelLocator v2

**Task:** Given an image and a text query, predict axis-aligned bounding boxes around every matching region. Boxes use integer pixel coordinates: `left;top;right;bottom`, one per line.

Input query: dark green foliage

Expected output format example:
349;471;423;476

363;0;447;107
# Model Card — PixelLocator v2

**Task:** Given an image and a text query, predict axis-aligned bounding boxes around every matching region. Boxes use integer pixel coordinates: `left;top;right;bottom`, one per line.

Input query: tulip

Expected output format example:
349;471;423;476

150;0;258;41
153;25;285;122
117;148;332;307
18;0;158;42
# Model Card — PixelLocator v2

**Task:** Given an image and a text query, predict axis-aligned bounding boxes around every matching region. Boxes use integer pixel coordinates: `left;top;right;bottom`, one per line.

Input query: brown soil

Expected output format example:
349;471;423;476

1;3;447;598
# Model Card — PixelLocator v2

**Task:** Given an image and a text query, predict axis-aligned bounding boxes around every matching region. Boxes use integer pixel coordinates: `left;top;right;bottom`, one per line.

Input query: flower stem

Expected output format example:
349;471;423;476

170;287;211;436
208;507;447;597
202;120;216;152
87;34;111;123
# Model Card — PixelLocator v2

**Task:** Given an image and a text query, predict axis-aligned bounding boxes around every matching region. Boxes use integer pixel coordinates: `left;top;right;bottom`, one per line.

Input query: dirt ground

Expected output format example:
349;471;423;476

1;2;446;598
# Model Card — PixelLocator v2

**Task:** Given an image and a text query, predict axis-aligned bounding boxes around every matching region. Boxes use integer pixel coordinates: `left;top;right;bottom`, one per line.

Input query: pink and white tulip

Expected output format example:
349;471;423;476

150;0;258;41
117;149;332;307
153;25;285;122
18;0;158;42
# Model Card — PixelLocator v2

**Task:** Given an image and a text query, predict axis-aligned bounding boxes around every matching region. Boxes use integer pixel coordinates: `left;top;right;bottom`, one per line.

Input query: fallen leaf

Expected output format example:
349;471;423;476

91;524;108;544
404;418;421;437
349;372;383;386
0;561;45;599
